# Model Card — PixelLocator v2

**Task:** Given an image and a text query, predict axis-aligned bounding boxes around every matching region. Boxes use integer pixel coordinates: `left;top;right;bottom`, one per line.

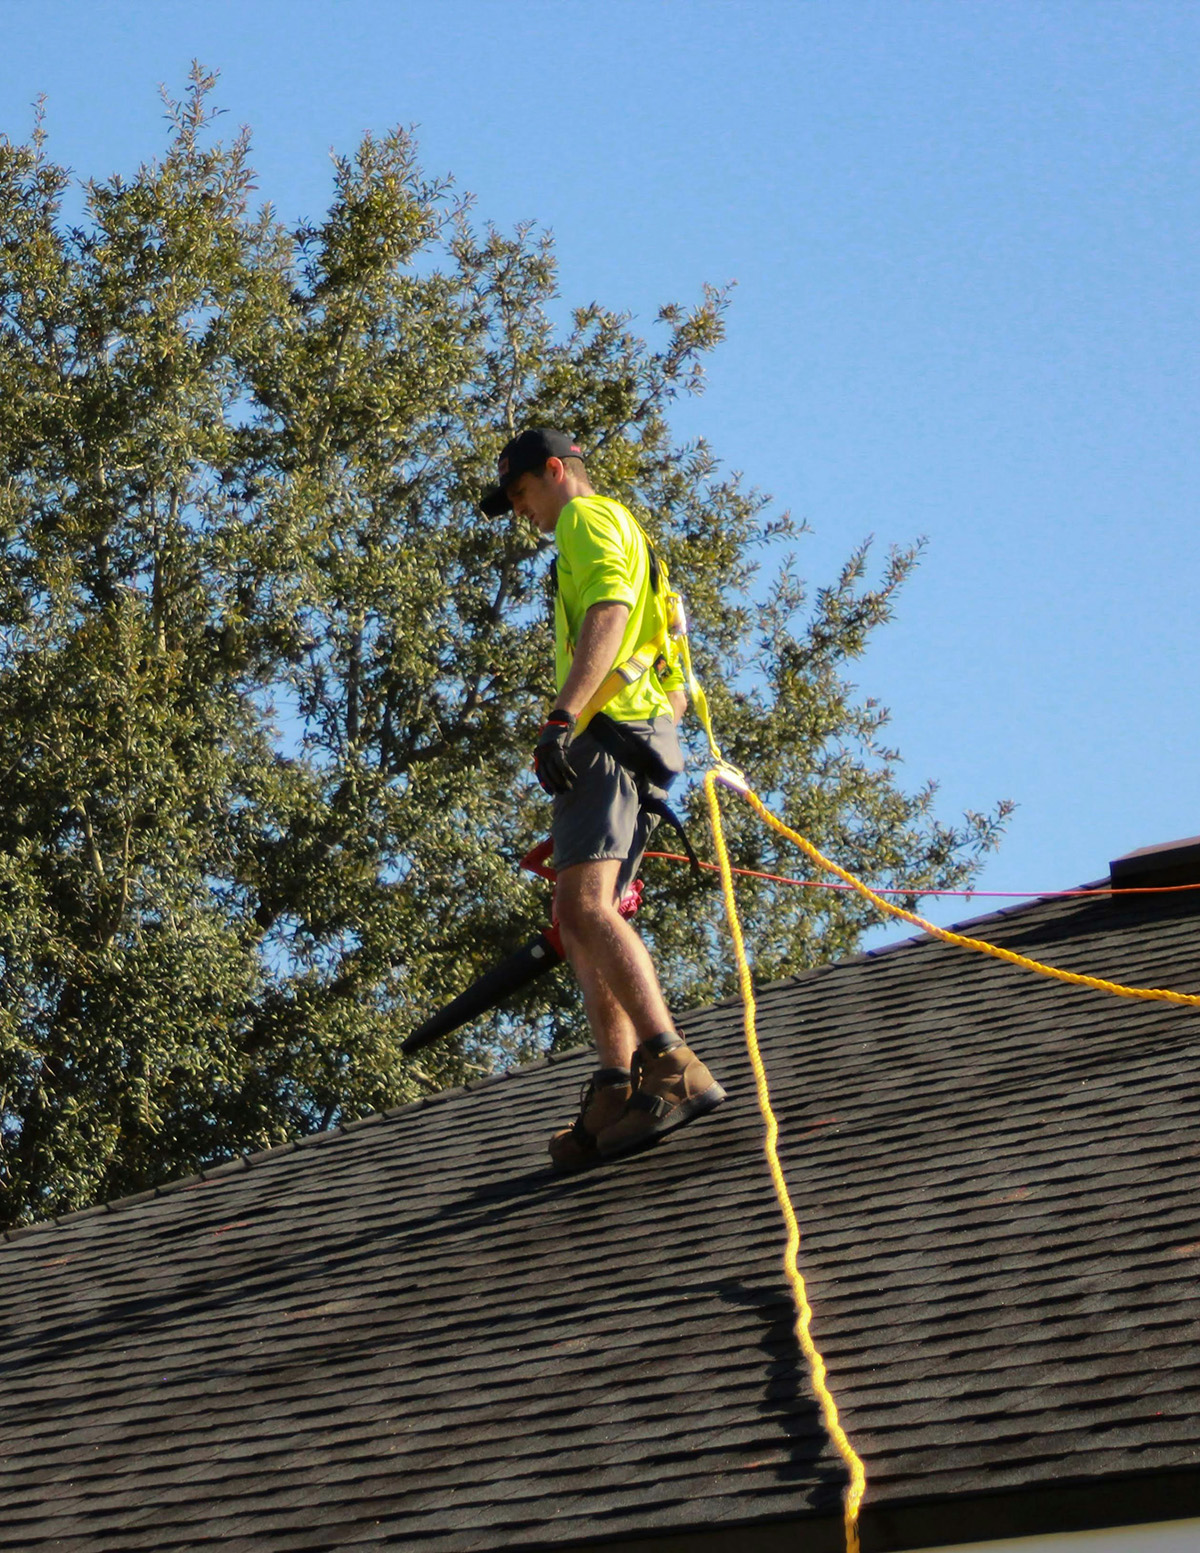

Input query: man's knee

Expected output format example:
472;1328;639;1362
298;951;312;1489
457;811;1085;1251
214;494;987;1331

555;863;621;943
556;890;617;945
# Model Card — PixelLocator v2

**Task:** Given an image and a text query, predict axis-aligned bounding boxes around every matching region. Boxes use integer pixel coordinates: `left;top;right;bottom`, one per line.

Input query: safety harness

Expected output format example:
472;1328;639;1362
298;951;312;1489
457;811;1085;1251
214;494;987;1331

563;518;707;879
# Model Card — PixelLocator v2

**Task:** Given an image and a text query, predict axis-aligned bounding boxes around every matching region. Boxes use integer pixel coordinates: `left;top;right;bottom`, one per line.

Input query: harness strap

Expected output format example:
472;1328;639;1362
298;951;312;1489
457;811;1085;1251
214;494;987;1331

641;796;708;884
575;643;665;736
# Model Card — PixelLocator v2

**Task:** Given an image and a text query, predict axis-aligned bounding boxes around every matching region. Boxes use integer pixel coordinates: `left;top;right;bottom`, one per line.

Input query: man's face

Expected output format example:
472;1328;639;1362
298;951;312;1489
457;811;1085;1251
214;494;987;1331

506;462;563;536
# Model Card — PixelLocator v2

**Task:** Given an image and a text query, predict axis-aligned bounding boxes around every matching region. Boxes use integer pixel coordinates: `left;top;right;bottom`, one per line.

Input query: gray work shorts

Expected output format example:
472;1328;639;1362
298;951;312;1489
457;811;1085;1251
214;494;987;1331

552;715;684;899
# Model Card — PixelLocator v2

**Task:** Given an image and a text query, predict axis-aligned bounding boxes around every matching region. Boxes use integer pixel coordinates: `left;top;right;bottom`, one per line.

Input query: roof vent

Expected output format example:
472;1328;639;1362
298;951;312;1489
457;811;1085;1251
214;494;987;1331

1109;835;1200;890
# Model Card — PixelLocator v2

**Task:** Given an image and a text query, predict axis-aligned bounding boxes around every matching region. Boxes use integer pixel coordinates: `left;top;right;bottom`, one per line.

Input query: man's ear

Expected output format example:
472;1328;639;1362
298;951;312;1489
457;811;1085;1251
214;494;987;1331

543;456;565;482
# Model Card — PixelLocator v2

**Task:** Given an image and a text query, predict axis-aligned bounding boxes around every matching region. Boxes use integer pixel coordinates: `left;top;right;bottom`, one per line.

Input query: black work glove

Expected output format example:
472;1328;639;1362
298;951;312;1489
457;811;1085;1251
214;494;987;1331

533;708;577;796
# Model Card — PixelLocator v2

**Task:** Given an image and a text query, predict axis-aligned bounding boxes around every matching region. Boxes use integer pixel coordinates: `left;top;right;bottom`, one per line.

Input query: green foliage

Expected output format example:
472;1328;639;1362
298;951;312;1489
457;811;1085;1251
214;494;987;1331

0;69;1010;1227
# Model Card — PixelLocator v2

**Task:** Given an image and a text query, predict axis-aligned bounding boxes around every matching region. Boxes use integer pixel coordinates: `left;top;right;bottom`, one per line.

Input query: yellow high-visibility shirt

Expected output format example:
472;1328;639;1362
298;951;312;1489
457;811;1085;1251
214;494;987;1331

553;495;683;723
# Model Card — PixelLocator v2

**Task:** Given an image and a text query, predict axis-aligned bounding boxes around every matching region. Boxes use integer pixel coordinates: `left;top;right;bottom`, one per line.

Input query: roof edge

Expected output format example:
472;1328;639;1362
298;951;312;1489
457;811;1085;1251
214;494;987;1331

544;1462;1200;1553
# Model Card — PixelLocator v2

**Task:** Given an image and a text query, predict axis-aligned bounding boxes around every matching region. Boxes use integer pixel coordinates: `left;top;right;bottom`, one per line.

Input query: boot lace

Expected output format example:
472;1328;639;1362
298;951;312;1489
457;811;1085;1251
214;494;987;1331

569;1078;598;1139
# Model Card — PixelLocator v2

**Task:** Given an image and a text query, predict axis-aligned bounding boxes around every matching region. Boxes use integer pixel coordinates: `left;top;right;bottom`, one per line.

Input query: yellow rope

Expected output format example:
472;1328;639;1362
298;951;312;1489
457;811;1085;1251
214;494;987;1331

704;769;867;1553
677;588;1200;1553
701;761;1200;1553
739;784;1200;1010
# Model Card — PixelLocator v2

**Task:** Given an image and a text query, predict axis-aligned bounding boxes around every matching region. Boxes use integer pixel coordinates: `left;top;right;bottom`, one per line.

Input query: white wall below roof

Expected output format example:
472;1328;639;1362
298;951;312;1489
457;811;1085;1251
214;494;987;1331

908;1518;1200;1553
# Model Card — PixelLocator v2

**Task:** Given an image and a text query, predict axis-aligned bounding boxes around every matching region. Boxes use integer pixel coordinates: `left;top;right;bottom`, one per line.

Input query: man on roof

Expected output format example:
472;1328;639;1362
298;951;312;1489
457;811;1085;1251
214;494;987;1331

481;428;727;1171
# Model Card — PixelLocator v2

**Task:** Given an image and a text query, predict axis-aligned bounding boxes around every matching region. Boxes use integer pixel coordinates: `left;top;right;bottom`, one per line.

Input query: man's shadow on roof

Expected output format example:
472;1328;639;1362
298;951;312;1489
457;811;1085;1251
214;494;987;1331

0;1164;590;1376
0;1117;747;1381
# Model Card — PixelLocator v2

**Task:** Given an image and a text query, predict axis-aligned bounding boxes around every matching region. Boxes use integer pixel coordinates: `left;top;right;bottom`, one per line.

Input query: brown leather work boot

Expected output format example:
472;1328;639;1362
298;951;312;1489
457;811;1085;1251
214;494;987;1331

596;1038;726;1160
548;1075;632;1172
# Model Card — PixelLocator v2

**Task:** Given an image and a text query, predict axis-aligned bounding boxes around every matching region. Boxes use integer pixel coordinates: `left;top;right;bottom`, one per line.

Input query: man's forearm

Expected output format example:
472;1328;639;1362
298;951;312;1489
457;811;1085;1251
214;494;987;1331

554;602;630;718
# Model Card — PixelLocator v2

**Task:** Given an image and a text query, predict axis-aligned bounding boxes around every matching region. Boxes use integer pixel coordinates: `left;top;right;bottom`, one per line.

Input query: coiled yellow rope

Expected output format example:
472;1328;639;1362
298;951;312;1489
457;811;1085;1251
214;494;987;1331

704;769;867;1553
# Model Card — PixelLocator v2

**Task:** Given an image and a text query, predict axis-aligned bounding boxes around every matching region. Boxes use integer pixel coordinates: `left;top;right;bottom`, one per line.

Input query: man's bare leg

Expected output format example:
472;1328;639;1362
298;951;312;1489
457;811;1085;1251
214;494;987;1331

554;857;675;1066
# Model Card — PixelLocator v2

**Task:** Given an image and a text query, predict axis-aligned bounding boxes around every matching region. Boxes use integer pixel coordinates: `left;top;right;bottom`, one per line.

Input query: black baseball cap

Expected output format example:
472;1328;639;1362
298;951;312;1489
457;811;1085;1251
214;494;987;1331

479;427;585;517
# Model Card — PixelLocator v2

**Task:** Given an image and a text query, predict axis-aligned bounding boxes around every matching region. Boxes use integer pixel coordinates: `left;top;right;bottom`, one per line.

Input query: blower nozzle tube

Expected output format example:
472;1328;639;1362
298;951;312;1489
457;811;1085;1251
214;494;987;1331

401;931;564;1055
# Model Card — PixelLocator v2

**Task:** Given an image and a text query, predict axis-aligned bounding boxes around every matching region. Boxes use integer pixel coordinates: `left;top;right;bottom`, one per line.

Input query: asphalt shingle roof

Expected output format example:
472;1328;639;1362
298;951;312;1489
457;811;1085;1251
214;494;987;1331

4;877;1200;1551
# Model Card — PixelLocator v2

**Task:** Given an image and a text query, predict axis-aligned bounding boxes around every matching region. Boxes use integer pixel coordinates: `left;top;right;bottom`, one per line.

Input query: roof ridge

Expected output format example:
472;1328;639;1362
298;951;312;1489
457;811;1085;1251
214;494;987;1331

710;875;1115;1004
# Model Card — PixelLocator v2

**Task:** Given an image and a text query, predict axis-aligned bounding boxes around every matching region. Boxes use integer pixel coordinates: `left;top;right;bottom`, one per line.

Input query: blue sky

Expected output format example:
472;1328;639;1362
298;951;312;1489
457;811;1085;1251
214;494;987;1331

3;0;1197;941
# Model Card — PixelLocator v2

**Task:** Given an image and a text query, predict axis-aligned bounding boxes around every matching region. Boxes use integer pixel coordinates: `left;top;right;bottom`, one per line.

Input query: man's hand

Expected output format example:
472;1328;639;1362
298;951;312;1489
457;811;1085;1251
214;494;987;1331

533;708;577;795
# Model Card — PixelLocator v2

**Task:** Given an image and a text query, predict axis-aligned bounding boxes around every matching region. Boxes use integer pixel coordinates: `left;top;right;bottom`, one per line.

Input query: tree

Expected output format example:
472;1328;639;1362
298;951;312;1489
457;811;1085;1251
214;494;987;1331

0;70;1009;1228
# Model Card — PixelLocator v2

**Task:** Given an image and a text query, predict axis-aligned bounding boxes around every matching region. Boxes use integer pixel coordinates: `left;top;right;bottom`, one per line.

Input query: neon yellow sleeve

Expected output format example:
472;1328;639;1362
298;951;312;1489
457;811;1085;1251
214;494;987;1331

557;499;639;613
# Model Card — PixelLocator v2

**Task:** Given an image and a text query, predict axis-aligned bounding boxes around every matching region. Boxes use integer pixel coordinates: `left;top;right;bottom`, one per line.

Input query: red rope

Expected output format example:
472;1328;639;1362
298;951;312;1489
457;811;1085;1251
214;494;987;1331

642;851;1200;899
